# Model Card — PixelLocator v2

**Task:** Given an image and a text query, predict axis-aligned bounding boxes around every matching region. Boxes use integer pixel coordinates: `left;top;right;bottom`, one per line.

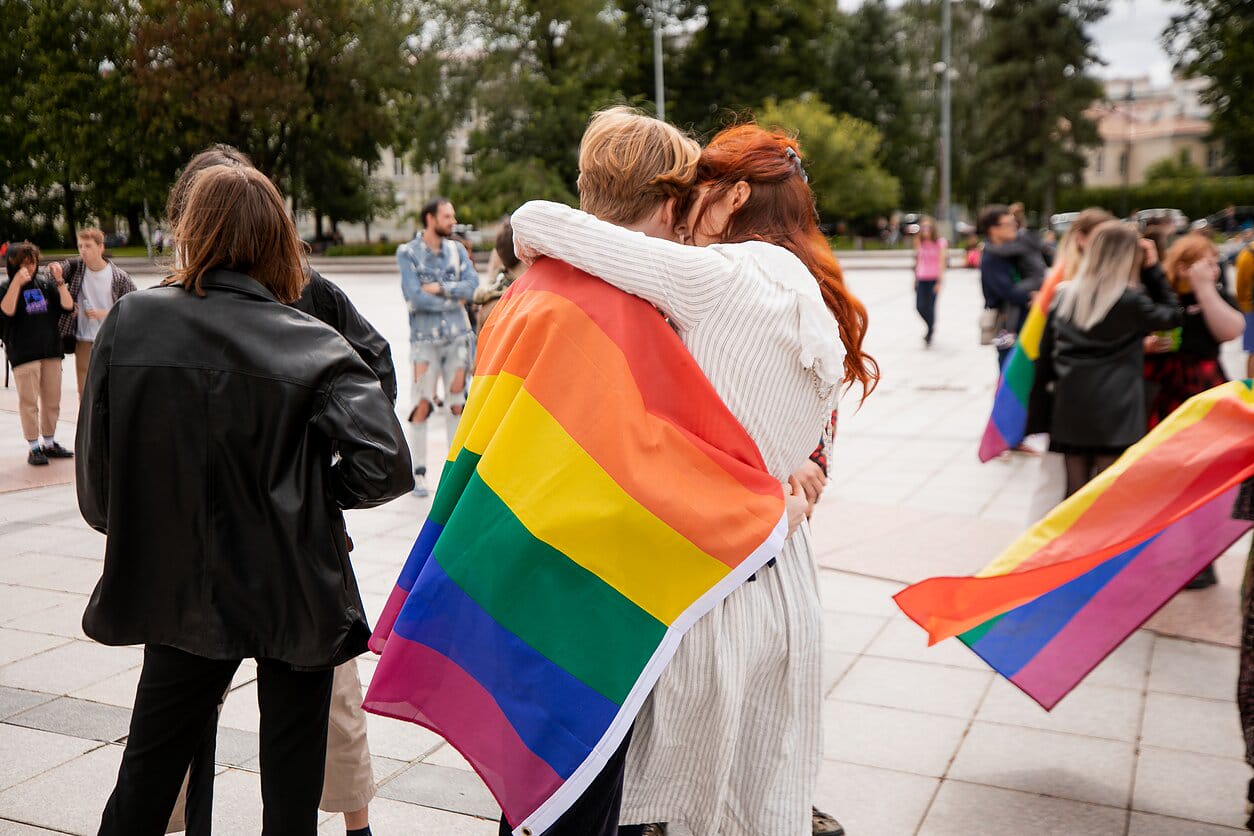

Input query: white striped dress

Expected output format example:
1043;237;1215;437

512;201;844;836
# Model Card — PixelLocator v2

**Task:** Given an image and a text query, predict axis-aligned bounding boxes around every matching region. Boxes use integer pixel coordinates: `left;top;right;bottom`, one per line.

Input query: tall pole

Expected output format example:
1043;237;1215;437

939;0;953;240
653;0;665;121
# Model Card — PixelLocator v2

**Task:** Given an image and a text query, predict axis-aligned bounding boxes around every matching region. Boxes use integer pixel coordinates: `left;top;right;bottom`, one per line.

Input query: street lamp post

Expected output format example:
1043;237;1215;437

653;0;665;121
937;0;953;241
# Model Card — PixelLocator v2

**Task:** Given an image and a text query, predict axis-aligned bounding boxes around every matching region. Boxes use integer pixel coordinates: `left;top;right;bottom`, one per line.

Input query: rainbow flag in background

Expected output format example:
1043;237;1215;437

978;262;1065;461
899;380;1254;709
363;258;786;835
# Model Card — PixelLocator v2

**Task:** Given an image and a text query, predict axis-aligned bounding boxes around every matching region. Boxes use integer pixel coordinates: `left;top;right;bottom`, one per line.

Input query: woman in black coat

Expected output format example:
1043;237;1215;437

78;164;412;835
1038;221;1182;497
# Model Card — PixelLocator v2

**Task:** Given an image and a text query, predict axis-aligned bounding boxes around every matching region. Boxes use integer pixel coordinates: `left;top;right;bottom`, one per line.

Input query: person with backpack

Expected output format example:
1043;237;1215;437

396;197;478;497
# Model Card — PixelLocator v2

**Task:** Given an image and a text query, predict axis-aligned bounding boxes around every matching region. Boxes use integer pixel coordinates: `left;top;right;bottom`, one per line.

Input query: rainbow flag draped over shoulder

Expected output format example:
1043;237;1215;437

978;262;1066;461
363;257;786;835
899;380;1254;709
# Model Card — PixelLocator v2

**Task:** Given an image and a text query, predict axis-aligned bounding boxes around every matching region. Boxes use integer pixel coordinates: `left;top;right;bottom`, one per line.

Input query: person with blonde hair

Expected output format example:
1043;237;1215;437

49;227;136;396
1037;221;1181;497
513;113;877;836
79;163;412;835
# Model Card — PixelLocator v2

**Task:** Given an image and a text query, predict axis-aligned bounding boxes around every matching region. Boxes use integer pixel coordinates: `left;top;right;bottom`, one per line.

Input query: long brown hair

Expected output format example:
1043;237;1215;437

690;123;878;398
167;165;307;303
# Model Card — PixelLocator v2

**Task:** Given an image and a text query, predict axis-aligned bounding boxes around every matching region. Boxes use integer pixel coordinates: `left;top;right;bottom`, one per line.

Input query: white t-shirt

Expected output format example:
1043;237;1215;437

77;264;114;342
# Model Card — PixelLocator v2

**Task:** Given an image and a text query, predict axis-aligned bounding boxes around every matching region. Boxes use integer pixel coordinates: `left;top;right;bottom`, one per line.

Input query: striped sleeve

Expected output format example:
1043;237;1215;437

511;200;735;331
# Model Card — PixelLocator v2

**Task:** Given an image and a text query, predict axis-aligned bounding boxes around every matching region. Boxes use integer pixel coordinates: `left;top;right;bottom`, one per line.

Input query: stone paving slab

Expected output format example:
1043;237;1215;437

376;762;499;820
6;696;131;743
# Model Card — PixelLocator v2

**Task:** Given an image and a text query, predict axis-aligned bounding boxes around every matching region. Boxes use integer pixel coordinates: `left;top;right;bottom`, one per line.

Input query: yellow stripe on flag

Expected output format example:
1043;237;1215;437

474;377;731;624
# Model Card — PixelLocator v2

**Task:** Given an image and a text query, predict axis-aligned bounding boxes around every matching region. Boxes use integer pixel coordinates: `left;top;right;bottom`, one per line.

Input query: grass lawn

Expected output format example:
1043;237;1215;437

39;246;155;258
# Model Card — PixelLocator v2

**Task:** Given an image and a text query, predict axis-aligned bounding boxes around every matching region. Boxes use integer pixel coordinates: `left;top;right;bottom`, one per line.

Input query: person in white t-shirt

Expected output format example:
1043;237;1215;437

51;228;137;395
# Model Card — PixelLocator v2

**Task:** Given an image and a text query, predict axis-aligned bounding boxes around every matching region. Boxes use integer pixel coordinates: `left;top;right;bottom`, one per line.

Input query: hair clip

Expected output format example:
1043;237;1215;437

784;146;808;183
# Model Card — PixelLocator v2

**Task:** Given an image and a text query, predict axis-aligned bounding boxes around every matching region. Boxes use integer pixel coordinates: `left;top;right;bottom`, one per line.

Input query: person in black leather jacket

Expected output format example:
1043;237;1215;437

1037;221;1182;497
79;163;412;836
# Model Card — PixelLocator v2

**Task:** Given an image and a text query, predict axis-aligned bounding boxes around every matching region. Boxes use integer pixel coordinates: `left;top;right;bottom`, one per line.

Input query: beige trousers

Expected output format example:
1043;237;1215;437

165;658;376;831
75;340;93;397
12;358;62;441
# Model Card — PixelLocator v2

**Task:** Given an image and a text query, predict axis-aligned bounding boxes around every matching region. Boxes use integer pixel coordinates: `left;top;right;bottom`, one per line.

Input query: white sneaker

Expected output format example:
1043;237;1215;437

412;473;429;498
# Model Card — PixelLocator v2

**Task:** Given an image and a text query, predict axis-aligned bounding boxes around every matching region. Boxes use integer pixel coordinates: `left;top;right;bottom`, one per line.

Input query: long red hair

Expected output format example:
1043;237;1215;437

691;123;878;399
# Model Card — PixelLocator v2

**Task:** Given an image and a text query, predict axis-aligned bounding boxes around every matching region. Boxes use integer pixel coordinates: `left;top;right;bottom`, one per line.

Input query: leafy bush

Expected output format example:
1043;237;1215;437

323;242;399;257
1058;176;1254;220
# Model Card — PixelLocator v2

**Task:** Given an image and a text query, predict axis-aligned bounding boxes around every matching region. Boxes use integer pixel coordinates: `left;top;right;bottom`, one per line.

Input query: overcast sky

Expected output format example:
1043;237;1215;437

833;0;1186;86
1090;0;1185;84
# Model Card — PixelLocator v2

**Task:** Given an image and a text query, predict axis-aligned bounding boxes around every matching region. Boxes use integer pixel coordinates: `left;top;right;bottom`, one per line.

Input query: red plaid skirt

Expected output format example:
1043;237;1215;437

1144;355;1227;430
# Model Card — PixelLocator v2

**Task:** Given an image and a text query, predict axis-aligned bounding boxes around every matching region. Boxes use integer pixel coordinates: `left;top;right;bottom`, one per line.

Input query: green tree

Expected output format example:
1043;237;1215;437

1163;0;1254;174
11;0;144;245
897;0;985;216
669;0;832;136
437;159;576;227
971;0;1108;216
758;95;901;223
132;0;413;233
1145;149;1205;182
448;0;627;199
822;0;926;208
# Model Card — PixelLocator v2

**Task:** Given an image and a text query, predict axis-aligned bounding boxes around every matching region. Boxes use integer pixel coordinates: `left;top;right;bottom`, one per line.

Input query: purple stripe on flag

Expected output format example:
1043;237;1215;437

1009;488;1250;709
363;635;564;826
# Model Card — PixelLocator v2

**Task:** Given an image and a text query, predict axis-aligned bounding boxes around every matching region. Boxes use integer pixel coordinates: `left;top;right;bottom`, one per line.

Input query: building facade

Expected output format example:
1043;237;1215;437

1082;76;1222;189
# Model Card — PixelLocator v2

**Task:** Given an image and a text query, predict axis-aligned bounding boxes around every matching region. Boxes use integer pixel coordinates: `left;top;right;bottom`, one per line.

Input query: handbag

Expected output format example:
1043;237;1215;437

979;307;1003;345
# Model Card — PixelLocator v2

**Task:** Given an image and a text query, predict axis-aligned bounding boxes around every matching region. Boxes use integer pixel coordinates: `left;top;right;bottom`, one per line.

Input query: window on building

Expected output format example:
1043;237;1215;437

393;156;406;176
1118;152;1128;176
1207;147;1221;171
1095;152;1104;175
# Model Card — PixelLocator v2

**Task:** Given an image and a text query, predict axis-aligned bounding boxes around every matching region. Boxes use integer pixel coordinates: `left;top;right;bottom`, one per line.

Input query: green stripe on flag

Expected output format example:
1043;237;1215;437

1004;351;1035;405
959;613;1006;646
429;449;481;526
433;473;667;704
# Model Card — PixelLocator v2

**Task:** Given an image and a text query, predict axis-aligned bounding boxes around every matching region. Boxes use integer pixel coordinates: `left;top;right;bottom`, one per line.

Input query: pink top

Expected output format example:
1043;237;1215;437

915;238;947;280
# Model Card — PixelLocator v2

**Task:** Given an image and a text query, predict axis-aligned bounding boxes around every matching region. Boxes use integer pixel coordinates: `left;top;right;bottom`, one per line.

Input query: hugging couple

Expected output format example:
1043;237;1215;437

389;106;876;836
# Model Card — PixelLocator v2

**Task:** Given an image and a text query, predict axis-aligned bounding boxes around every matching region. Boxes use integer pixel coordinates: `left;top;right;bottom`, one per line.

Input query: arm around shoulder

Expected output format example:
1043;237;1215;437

511;199;736;330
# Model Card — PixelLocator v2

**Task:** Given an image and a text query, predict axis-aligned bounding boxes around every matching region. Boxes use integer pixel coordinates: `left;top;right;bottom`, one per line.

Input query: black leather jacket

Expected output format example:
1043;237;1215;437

1039;264;1182;450
76;269;413;668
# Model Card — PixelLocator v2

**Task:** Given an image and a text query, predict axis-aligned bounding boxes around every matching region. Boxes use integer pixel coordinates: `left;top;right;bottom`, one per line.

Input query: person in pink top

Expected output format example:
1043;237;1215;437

913;216;947;346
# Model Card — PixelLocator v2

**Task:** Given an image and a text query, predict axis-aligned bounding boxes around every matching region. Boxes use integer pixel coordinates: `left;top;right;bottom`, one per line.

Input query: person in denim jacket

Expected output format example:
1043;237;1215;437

397;197;477;496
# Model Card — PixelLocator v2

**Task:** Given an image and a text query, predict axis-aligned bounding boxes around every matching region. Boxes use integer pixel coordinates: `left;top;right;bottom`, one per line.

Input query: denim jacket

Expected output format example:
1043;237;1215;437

397;236;477;342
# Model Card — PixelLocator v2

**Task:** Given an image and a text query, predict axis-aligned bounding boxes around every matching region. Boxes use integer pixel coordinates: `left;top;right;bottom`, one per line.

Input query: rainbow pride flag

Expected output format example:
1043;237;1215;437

363;258;786;834
899;380;1254;708
978;262;1065;461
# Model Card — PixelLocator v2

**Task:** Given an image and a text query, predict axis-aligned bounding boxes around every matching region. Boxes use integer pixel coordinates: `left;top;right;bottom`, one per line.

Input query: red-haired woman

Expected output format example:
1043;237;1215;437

1144;232;1245;588
512;123;876;836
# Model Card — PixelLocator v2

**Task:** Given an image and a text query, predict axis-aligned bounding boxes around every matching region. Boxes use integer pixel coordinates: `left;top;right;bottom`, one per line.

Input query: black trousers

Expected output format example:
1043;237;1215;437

915;279;937;340
98;644;334;836
497;728;645;836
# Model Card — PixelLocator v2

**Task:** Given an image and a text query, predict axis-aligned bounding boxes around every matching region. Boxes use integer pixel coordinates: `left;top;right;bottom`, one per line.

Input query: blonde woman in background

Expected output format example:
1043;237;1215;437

1037;221;1181;497
1024;208;1113;520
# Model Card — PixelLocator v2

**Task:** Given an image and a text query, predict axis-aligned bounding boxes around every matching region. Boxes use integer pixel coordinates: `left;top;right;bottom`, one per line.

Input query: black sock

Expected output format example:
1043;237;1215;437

347;827;372;836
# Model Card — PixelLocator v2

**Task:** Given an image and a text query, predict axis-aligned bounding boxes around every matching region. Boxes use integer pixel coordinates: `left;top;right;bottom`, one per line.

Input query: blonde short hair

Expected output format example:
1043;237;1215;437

577;106;700;225
77;228;105;247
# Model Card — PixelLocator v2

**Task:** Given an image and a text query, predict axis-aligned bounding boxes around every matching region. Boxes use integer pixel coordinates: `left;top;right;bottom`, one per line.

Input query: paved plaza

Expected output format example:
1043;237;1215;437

0;252;1249;834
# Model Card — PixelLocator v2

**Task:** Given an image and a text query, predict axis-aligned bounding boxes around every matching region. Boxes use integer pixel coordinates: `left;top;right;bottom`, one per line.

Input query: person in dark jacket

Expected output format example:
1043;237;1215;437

79;163;412;836
1037;221;1182;498
980;204;1042;368
1;242;75;465
160;144;396;836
